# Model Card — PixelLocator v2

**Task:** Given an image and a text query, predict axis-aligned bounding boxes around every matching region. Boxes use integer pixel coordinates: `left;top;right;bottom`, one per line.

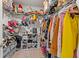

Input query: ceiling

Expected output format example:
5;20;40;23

13;0;44;7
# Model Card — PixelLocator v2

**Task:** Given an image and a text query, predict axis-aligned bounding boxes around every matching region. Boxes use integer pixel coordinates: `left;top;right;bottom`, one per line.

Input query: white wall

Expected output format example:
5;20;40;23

0;0;3;58
15;4;43;12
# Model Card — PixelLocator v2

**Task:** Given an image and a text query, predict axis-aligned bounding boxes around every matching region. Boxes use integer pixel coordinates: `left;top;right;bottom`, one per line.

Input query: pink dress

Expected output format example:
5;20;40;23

57;12;65;57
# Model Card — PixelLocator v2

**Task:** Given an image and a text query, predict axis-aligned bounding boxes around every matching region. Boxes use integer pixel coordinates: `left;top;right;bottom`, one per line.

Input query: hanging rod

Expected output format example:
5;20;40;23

48;0;76;15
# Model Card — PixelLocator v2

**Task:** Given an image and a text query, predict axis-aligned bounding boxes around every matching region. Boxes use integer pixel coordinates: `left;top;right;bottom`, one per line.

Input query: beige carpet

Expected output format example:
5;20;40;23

11;48;45;58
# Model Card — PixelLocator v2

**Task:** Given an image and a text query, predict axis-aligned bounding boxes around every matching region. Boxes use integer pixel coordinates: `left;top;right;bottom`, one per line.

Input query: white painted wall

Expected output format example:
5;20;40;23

0;0;3;58
13;0;44;7
15;4;43;12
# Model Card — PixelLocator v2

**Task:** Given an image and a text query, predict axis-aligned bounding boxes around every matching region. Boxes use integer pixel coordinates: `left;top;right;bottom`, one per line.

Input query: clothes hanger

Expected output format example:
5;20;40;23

69;5;79;15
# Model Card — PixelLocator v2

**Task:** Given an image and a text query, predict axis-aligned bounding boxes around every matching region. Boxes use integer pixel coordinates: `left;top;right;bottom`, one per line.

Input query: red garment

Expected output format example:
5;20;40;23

9;29;15;33
8;21;13;27
8;21;18;27
41;47;46;54
19;4;23;8
13;20;18;27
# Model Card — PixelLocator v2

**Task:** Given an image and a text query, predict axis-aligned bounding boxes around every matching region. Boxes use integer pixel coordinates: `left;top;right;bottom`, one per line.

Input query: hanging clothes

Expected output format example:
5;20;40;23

21;20;28;26
32;14;37;21
8;21;13;27
77;17;79;58
13;20;18;27
49;15;56;55
71;15;78;50
48;16;53;32
22;16;26;21
61;10;78;58
44;14;48;21
46;18;50;52
42;20;47;31
18;4;23;13
57;12;65;57
50;16;60;57
73;15;79;58
50;15;56;44
8;28;15;33
47;16;52;52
